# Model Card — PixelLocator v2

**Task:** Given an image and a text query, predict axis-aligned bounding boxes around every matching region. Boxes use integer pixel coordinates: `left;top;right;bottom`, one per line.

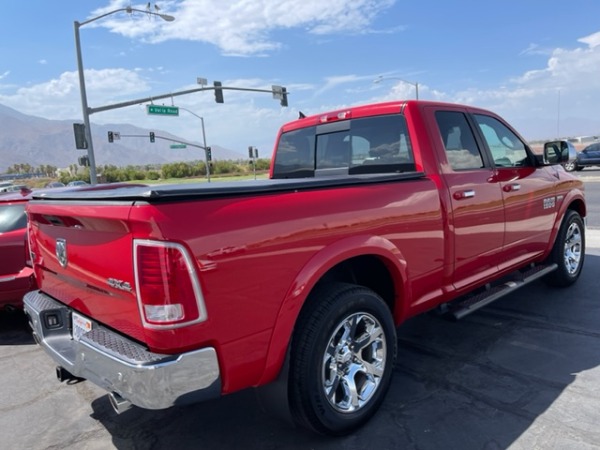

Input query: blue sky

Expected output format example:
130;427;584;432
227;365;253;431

1;0;600;156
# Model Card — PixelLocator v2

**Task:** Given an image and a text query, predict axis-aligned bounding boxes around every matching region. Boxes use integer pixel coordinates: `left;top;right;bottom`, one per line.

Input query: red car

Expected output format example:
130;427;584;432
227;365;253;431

0;189;36;310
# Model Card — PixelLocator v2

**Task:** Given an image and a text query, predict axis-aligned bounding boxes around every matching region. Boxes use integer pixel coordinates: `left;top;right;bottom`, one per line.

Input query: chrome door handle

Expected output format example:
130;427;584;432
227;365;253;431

503;183;521;192
453;190;475;200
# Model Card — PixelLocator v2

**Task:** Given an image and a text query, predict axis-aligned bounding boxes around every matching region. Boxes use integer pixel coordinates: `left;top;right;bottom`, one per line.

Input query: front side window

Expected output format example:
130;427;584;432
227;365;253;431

272;114;416;178
473;114;530;167
0;204;27;233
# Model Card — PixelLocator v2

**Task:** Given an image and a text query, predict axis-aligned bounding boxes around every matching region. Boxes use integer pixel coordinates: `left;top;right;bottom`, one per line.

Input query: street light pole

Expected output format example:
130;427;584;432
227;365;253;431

74;7;175;184
374;75;419;100
179;107;210;182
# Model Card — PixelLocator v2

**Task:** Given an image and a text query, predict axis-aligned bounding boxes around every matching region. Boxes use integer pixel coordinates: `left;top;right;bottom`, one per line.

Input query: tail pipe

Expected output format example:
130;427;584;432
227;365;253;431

109;392;132;414
55;366;83;383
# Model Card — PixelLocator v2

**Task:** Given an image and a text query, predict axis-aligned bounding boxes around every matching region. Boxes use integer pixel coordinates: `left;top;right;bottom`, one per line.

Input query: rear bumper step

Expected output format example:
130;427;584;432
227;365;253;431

24;290;221;411
447;264;557;321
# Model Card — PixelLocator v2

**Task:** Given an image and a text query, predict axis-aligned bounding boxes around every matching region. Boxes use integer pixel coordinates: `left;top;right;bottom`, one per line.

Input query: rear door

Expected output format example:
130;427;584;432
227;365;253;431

427;107;505;290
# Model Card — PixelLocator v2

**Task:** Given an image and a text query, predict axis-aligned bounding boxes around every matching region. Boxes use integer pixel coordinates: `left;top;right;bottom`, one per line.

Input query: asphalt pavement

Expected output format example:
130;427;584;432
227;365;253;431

1;214;599;449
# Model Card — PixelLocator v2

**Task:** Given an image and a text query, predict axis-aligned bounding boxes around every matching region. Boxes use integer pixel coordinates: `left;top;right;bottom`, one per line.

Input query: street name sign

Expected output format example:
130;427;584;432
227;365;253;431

146;105;179;116
170;144;187;149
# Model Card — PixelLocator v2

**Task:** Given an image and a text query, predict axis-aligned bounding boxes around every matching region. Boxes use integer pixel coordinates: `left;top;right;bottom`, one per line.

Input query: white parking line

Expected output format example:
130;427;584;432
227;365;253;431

586;228;600;250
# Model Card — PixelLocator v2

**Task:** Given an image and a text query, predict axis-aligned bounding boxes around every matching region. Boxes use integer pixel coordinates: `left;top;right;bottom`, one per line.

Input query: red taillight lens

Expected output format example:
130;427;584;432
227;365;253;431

134;240;207;328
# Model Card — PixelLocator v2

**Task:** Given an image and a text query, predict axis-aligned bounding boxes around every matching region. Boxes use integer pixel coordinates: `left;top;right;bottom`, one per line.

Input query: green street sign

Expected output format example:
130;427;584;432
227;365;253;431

146;105;179;116
170;144;187;149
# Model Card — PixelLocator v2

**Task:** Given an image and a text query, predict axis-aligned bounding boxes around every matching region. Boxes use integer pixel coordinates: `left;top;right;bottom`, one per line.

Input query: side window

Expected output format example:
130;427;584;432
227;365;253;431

435;111;484;170
473;114;530;167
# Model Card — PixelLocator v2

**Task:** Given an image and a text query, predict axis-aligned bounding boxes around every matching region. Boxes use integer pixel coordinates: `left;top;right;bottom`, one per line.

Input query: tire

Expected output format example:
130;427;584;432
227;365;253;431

289;282;397;435
545;210;585;287
563;161;577;172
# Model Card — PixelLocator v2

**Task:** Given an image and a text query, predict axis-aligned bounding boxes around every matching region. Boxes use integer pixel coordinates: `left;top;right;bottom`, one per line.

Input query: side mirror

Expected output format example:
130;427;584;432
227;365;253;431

543;140;576;165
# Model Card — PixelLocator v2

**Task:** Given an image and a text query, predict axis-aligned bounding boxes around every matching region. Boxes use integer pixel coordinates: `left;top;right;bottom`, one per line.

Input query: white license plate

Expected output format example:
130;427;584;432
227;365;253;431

72;312;92;341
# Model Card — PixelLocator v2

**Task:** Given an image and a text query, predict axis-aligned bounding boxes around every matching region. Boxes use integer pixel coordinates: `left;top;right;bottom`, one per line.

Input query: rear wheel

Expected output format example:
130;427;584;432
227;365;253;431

289;283;396;435
545;210;585;287
563;161;577;172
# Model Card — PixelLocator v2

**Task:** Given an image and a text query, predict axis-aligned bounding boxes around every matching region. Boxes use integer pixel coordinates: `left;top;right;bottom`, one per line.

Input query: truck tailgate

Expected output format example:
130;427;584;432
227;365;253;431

27;200;146;342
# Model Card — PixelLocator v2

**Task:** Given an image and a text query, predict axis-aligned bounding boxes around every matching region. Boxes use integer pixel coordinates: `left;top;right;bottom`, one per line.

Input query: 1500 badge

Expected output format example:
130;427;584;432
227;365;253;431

543;197;556;209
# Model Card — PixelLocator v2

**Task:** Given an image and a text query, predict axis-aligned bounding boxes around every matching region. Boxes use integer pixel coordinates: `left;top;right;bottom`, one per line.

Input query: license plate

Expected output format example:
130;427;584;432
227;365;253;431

72;312;92;341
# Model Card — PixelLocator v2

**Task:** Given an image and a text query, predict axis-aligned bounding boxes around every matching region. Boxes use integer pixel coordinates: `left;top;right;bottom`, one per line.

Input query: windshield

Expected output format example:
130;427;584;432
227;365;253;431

0;204;27;233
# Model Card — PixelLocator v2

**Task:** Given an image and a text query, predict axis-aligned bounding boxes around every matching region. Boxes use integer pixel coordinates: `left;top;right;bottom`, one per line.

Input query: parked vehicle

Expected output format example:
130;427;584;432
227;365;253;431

67;180;88;187
24;100;585;435
0;190;36;310
564;141;600;171
0;184;29;193
44;181;65;188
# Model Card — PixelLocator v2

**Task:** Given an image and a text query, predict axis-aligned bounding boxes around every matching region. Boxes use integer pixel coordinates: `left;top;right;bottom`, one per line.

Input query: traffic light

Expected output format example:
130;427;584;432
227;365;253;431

280;87;288;107
206;146;212;161
214;81;224;103
108;131;114;143
73;123;87;149
149;132;155;143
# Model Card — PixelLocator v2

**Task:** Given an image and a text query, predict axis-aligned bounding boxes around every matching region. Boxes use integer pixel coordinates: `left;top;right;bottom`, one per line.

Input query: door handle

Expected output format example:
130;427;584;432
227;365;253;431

503;183;521;192
453;190;475;200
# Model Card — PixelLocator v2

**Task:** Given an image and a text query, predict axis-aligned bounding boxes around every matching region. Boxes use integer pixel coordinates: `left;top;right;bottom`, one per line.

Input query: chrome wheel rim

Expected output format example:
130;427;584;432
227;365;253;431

322;312;387;413
564;222;583;275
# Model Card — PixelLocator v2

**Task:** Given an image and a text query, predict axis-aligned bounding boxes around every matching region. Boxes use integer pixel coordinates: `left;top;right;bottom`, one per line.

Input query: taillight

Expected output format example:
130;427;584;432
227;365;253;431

134;240;207;329
26;222;34;267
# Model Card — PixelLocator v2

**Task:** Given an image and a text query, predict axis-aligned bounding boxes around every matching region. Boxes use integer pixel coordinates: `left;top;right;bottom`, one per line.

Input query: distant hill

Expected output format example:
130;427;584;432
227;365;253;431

0;103;243;173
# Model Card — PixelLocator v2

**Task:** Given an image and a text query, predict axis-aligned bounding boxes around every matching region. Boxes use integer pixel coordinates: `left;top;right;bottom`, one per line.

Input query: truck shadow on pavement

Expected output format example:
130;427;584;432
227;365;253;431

87;253;599;449
0;310;35;346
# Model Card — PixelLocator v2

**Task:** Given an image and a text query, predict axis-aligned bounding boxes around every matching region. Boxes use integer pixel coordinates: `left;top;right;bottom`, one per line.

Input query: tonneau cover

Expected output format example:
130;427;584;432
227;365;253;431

32;173;424;202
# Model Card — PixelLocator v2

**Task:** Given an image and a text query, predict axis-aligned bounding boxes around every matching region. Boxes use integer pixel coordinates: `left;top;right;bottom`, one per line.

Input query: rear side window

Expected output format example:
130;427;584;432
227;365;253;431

0;204;27;233
272;114;416;178
435;111;484;170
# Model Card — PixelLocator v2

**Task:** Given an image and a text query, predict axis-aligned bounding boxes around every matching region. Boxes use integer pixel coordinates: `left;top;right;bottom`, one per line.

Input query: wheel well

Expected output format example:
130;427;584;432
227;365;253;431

312;255;397;315
567;199;586;219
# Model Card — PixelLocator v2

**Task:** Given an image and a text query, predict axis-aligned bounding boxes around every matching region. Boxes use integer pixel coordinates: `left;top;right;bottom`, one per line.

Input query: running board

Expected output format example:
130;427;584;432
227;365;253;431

446;264;558;321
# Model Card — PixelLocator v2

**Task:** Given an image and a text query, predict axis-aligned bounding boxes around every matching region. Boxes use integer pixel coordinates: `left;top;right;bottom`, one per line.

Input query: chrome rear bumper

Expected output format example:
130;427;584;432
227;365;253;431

24;290;221;410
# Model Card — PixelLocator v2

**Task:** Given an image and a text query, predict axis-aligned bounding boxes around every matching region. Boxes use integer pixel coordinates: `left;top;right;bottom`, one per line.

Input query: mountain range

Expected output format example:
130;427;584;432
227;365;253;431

0;103;243;173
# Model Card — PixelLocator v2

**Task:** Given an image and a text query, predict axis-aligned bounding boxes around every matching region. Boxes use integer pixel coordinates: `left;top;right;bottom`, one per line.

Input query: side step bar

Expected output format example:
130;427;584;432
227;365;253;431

446;264;557;321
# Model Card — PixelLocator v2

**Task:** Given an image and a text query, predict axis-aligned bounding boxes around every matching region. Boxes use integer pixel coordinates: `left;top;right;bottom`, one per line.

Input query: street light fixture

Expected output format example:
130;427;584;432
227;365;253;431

178;107;211;183
75;6;175;184
374;75;419;100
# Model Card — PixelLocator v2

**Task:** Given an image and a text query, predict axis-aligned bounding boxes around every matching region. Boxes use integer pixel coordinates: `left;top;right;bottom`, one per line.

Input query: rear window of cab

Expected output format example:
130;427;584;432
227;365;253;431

272;114;417;178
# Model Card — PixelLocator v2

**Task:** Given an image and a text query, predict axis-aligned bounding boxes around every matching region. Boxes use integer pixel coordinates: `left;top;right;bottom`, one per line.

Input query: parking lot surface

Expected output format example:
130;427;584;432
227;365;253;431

1;241;599;449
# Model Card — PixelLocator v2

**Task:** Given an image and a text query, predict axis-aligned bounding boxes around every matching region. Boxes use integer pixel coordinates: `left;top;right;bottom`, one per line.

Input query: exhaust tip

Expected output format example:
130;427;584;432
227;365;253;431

109;392;132;414
56;366;74;382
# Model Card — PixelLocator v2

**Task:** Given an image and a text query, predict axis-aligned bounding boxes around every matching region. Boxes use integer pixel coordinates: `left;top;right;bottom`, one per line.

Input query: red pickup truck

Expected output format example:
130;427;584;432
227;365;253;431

24;100;585;435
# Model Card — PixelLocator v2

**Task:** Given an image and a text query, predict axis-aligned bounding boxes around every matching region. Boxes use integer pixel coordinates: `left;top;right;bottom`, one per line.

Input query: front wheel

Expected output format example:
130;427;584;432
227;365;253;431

545;210;585;287
289;283;397;435
563;161;577;172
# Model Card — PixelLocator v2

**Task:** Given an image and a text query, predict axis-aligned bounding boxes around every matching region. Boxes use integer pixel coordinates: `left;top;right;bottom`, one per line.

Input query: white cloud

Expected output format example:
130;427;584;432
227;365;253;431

90;0;398;56
0;69;152;121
